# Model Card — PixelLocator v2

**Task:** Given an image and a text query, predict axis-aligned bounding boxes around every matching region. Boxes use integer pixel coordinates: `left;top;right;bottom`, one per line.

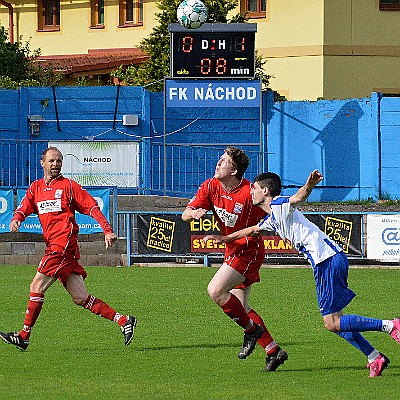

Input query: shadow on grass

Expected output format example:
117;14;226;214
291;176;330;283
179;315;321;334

268;364;400;375
137;342;239;352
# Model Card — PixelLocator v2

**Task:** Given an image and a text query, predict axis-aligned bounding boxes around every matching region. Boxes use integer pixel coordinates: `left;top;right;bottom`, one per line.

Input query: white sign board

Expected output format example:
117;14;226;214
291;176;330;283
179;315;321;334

367;214;400;261
50;141;139;187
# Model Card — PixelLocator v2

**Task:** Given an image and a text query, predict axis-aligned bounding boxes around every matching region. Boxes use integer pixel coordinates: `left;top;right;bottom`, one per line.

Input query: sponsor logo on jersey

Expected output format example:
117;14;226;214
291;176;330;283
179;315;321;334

214;205;238;227
37;199;62;214
221;194;232;200
54;189;63;199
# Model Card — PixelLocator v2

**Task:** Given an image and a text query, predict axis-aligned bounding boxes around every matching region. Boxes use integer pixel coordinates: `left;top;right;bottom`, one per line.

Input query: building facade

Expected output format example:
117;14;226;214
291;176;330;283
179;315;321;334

1;0;400;99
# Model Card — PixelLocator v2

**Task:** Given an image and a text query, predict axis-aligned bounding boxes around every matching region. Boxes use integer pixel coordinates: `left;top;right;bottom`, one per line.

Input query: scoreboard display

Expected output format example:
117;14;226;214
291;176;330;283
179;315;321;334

169;23;257;79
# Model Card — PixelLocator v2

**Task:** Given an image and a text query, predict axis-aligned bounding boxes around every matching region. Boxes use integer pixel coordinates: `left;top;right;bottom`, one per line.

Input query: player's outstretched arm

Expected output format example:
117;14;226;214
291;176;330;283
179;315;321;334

290;169;323;207
203;224;260;244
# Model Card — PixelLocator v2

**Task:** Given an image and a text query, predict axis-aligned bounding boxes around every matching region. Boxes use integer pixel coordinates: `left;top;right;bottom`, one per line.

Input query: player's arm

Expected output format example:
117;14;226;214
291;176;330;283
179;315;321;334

203;224;261;244
182;180;212;222
71;182;116;248
182;207;208;222
9;186;36;232
289;169;323;207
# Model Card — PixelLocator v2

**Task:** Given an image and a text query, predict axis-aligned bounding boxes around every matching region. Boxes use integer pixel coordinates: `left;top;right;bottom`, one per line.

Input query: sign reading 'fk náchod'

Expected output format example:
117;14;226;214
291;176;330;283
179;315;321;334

165;79;261;108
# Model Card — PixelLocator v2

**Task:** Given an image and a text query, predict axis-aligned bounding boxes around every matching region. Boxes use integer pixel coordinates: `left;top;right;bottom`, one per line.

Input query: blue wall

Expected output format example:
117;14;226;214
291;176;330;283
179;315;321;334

0;86;399;201
266;93;380;201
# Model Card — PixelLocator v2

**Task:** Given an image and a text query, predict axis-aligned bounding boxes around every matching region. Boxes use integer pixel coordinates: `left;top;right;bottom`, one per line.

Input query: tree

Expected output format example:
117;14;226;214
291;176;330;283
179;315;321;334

0;25;62;89
111;0;270;91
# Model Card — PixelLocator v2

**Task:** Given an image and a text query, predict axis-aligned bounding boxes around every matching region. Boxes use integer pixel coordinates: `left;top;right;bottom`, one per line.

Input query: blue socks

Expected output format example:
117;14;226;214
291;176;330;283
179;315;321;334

340;314;383;332
336;331;374;356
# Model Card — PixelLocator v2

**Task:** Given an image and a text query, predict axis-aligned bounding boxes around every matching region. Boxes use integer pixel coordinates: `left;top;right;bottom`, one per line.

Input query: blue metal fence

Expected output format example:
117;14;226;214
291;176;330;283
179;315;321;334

146;142;262;197
0;139;48;187
0;139;262;197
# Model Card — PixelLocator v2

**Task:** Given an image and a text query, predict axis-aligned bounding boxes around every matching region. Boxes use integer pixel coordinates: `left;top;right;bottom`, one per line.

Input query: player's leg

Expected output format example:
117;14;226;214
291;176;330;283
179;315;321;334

320;251;400;342
65;273;136;345
207;264;263;358
208;263;251;328
338;314;399;340
233;286;288;370
324;311;391;377
232;286;278;350
0;272;56;351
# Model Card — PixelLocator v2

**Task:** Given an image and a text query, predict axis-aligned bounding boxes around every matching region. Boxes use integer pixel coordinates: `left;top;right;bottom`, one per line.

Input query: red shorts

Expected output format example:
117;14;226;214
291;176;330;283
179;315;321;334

38;252;87;288
224;245;265;288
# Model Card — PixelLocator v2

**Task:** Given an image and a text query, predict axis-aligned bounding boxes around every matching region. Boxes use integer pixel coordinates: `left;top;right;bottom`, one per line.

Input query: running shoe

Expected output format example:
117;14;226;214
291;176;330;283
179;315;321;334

121;316;136;345
0;331;29;351
390;318;400;344
265;347;288;371
238;323;264;359
367;353;390;378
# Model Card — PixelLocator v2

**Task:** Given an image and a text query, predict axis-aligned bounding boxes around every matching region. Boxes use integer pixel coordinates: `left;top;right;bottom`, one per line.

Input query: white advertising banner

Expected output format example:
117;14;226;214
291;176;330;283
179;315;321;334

50;141;139;187
367;214;400;261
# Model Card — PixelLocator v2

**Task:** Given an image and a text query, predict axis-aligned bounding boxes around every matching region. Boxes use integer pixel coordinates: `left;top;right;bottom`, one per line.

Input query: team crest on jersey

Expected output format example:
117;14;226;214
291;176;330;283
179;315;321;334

54;189;63;199
233;202;243;214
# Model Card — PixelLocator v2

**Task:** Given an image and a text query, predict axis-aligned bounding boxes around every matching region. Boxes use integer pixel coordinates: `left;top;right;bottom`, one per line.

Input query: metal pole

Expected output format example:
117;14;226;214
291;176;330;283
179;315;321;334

113;84;121;130
126;214;132;267
52;86;61;131
259;77;265;172
163;78;167;196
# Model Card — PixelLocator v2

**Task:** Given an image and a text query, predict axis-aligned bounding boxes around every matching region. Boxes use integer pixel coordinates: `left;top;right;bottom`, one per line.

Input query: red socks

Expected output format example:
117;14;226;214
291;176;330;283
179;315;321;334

19;292;45;340
248;308;277;353
221;294;251;328
84;295;127;326
19;292;126;341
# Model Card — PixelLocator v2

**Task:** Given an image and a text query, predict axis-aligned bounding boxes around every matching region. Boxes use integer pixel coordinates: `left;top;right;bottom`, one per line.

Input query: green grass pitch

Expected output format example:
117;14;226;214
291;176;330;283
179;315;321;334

0;265;399;399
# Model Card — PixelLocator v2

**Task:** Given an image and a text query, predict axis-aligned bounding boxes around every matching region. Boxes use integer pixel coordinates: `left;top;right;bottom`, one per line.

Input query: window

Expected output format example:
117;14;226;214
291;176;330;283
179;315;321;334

91;0;105;28
38;0;60;31
380;0;400;10
119;0;143;27
241;0;266;18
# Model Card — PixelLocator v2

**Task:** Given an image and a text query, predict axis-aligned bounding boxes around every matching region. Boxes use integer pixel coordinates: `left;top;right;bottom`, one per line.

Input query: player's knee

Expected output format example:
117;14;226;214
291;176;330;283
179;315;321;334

207;284;217;302
207;283;222;304
324;320;339;332
72;296;86;306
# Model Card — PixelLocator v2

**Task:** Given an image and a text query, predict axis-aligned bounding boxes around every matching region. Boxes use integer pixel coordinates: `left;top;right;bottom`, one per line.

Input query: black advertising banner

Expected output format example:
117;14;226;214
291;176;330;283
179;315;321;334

305;214;362;256
137;213;362;256
138;214;191;255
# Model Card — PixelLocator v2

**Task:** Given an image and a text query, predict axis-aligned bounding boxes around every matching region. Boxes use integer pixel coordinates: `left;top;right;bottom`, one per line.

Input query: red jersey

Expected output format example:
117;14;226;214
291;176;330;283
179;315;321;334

12;175;113;258
187;177;266;257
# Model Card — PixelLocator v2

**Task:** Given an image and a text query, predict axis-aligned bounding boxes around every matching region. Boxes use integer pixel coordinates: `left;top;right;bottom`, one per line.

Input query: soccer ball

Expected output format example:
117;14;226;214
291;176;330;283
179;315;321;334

177;0;208;29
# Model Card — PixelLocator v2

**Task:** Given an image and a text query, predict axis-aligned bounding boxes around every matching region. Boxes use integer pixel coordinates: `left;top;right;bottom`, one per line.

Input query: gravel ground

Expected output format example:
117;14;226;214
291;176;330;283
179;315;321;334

298;200;400;213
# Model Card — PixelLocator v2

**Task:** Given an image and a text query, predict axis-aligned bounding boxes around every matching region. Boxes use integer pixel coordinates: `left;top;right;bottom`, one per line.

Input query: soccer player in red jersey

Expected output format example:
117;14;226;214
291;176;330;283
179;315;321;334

182;146;287;371
0;147;136;351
